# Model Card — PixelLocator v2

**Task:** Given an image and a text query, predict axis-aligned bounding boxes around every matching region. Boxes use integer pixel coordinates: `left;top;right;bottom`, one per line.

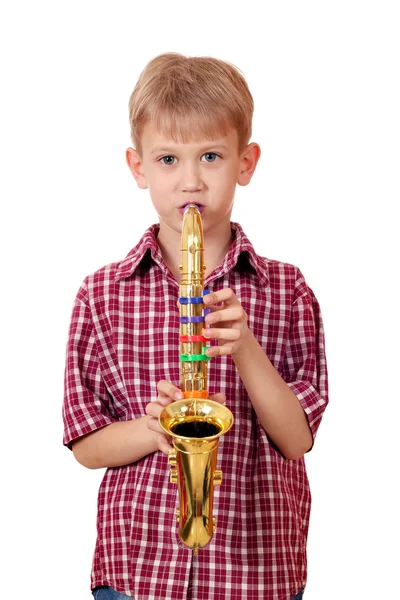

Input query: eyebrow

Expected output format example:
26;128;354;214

150;144;230;155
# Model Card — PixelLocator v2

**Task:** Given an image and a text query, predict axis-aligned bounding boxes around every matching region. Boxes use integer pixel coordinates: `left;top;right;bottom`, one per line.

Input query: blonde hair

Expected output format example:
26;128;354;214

128;53;254;155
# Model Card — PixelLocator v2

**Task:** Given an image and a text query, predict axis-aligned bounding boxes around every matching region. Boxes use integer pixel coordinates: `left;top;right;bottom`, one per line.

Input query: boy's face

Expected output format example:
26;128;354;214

127;120;260;236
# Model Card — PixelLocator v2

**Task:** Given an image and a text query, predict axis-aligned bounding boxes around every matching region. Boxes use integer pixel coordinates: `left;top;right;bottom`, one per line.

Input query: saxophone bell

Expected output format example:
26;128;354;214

159;398;233;553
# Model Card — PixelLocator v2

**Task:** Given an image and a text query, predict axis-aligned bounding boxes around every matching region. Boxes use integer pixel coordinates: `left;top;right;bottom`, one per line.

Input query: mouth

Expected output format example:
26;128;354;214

179;203;205;215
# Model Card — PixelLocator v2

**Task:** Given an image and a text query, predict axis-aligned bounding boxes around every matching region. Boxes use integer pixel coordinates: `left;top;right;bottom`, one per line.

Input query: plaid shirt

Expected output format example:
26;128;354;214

63;222;328;600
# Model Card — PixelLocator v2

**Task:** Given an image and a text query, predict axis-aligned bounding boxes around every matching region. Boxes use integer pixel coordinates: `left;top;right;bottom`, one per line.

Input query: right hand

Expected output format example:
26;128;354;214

145;380;227;455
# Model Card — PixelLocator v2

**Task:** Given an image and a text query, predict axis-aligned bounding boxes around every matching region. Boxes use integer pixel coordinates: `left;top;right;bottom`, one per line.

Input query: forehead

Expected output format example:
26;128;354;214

140;119;239;154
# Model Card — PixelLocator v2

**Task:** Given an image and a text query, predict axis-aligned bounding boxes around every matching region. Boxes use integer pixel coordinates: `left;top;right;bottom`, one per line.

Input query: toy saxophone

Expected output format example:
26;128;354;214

159;204;234;554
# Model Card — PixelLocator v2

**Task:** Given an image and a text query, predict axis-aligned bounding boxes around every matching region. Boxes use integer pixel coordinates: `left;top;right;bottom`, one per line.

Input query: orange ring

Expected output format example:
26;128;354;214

182;390;209;399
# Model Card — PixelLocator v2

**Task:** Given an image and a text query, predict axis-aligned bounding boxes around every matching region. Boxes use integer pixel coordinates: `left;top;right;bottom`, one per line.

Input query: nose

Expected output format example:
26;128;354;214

179;162;204;193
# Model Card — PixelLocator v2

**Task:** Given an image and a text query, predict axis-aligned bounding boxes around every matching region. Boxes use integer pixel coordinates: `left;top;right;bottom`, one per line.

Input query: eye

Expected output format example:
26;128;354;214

159;155;177;165
201;152;219;163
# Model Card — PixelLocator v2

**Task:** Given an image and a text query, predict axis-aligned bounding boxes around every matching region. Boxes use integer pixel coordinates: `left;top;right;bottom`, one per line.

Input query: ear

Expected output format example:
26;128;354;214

237;142;261;187
126;147;148;189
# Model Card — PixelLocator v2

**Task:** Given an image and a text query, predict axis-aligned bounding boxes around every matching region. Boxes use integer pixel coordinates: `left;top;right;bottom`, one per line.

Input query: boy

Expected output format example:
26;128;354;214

63;53;328;600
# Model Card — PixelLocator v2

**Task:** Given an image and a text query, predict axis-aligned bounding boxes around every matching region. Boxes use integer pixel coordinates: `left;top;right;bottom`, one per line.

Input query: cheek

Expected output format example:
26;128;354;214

146;176;176;214
146;171;168;196
148;166;176;188
211;169;237;198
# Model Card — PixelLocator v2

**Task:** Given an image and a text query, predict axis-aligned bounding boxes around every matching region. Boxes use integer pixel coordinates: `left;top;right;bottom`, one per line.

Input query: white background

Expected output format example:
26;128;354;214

1;1;399;598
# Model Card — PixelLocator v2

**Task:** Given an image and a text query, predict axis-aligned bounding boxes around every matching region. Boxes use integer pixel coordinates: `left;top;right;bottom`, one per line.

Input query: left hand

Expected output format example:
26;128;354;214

203;288;252;357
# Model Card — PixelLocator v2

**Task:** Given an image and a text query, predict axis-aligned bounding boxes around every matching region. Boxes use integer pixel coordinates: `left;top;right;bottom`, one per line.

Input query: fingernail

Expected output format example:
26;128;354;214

174;391;183;400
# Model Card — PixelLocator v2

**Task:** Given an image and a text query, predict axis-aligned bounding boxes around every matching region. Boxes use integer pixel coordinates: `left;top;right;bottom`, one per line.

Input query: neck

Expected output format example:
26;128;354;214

157;220;233;282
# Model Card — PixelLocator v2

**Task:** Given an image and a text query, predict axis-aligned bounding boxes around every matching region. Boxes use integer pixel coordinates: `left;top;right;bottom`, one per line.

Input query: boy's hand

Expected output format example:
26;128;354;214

145;380;227;455
202;288;251;357
145;381;183;454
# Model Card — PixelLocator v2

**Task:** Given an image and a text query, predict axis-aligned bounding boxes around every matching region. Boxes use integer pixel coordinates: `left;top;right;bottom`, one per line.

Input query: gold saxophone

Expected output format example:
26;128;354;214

159;204;234;554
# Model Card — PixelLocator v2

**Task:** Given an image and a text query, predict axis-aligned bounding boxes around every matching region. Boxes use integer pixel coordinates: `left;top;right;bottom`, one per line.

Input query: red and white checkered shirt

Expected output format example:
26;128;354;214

63;222;328;600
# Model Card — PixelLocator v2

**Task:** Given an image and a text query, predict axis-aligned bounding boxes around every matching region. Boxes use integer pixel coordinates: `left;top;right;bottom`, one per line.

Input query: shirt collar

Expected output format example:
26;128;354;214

206;222;269;288
114;222;269;288
114;224;163;282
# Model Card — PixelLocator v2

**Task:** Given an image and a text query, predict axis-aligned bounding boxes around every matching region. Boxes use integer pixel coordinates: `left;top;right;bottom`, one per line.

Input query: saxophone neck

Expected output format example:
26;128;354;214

180;205;206;286
179;204;209;396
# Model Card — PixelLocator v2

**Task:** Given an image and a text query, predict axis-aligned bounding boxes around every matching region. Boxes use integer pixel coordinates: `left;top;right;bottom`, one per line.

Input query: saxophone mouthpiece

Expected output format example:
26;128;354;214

183;203;201;214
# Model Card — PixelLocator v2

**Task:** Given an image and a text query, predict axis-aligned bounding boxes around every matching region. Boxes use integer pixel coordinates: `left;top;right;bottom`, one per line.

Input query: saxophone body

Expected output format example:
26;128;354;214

159;204;234;553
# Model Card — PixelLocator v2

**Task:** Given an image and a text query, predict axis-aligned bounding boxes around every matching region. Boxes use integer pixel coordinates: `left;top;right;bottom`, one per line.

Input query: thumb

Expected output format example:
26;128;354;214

209;392;227;405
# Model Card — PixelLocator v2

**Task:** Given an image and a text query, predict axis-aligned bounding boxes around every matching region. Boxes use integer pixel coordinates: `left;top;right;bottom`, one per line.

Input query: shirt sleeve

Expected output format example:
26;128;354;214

282;269;329;445
62;286;118;450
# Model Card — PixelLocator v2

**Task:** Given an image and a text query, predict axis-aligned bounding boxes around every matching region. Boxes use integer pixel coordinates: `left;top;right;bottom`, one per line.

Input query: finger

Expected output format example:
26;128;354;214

146;403;163;419
209;392;227;405
204;302;225;312
156;380;184;402
203;288;238;307
146;416;173;448
203;327;241;341
205;306;245;326
205;344;236;358
157;433;173;455
154;395;175;407
146;414;164;432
